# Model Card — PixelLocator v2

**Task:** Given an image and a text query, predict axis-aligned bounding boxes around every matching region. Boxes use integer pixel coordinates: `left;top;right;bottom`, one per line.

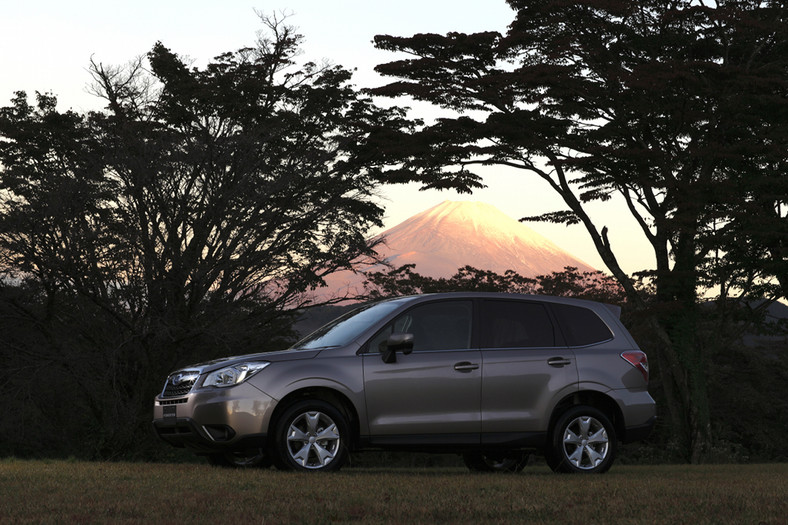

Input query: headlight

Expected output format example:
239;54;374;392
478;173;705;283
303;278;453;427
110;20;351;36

202;362;270;388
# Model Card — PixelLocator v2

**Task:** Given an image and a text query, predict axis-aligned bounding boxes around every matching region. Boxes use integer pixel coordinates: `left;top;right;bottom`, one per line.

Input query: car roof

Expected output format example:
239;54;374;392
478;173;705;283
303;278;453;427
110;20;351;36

391;292;621;319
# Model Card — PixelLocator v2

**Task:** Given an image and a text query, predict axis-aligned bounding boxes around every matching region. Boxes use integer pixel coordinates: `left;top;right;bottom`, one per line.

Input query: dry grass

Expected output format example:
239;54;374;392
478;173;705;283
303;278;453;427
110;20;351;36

0;459;786;524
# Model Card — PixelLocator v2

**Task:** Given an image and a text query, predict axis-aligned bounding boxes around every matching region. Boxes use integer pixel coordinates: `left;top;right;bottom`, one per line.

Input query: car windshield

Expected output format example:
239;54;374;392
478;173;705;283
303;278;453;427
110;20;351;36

294;297;411;350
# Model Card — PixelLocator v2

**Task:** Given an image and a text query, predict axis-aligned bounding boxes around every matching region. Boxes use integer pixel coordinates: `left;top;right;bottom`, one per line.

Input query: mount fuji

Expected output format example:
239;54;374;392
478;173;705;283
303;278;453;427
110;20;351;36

317;201;594;300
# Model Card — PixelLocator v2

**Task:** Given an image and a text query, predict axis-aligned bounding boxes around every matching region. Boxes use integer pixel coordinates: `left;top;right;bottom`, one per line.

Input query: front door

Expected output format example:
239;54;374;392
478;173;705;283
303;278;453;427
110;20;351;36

362;300;481;445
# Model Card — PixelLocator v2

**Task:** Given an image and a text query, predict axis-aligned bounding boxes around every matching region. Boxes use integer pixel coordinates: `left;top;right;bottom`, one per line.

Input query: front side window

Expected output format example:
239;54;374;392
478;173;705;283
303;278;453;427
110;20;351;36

367;300;473;352
481;300;555;348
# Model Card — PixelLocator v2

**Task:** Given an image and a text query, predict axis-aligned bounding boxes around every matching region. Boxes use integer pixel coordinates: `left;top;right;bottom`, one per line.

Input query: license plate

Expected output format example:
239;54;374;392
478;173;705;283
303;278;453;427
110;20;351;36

163;405;177;419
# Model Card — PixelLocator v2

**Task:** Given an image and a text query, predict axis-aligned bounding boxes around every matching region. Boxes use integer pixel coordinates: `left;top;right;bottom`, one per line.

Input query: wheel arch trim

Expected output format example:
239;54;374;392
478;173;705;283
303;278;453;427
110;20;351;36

548;388;625;441
268;384;361;449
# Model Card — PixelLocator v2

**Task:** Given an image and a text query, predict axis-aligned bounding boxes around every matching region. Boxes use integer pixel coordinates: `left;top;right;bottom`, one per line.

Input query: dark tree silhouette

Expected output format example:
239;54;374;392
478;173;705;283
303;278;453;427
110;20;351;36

362;264;626;305
371;0;788;461
0;15;408;458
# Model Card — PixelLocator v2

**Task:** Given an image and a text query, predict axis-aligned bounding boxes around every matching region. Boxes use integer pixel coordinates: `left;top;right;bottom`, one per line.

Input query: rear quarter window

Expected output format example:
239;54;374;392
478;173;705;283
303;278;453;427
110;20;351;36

551;303;614;346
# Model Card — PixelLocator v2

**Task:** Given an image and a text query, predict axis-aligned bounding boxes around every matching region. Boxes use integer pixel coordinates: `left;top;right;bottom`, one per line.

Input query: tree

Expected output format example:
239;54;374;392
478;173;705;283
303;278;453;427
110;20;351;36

371;0;788;461
0;15;407;457
363;264;539;297
363;264;626;305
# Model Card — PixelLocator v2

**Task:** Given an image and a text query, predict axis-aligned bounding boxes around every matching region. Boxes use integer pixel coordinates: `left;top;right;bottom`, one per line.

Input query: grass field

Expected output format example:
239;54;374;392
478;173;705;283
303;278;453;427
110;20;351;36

1;459;786;524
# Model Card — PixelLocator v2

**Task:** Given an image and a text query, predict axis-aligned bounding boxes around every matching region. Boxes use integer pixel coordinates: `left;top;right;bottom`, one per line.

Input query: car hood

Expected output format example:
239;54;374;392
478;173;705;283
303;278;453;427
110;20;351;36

183;348;322;374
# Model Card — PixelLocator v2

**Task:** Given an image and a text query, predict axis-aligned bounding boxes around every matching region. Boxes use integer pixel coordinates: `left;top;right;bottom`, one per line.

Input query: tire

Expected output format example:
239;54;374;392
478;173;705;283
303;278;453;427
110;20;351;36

548;405;617;474
207;449;272;468
462;451;528;473
271;399;350;472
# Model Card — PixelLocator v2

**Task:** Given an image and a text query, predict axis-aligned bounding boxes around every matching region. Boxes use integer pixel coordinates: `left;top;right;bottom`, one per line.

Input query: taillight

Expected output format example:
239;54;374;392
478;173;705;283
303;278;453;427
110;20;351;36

621;350;649;383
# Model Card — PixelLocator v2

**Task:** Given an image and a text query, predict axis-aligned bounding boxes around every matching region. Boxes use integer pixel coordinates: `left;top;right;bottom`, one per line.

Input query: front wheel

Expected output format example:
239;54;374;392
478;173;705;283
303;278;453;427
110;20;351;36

548;405;617;474
272;399;350;472
462;451;528;473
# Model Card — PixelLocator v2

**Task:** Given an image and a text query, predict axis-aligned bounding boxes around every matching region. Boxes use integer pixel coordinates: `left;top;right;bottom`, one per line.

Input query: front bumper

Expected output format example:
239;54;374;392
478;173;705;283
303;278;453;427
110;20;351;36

152;382;275;453
152;417;268;453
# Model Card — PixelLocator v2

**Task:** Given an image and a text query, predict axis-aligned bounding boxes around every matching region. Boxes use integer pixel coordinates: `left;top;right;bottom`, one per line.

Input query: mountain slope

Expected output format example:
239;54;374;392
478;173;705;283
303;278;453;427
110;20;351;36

317;200;594;299
377;200;593;278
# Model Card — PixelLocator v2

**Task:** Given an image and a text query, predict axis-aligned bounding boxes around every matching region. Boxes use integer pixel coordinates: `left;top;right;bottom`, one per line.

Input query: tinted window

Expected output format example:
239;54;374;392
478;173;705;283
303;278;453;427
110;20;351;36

551;303;613;346
367;301;472;352
481;300;555;348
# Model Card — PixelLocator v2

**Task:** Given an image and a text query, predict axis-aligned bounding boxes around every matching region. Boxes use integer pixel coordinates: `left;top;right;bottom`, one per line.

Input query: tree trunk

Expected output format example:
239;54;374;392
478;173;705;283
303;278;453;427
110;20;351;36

656;206;712;463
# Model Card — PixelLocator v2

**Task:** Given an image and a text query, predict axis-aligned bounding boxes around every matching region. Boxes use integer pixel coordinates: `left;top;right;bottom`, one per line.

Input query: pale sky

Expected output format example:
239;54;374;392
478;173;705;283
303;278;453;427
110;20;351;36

0;0;654;275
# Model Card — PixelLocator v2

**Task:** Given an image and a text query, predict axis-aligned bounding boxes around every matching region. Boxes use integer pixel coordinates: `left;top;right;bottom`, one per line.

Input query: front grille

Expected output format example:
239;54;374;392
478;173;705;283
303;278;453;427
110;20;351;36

161;370;200;398
158;398;188;406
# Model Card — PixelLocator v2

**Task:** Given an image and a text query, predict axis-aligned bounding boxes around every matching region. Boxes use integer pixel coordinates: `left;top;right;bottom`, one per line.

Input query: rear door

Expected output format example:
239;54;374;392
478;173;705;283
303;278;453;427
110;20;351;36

362;300;481;444
479;299;578;441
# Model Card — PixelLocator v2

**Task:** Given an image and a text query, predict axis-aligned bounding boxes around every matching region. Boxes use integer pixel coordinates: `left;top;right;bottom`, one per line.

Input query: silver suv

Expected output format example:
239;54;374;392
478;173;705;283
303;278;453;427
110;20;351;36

153;293;655;473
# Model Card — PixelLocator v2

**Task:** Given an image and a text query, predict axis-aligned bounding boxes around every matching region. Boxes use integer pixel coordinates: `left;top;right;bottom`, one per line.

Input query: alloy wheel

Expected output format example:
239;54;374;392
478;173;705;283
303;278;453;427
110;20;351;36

285;410;342;469
561;415;610;470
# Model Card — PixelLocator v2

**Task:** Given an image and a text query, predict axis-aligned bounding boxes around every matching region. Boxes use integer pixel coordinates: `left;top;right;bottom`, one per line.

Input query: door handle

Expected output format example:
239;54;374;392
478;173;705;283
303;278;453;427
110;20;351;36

547;357;572;367
454;361;480;372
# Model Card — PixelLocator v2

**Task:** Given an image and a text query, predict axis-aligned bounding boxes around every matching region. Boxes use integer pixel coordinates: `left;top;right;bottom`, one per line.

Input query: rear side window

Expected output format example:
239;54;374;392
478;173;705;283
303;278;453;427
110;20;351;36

551;303;613;346
481;300;555;348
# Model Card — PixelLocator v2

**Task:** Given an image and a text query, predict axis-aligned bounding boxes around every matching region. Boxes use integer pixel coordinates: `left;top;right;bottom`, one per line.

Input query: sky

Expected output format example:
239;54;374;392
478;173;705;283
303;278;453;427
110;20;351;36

0;0;654;275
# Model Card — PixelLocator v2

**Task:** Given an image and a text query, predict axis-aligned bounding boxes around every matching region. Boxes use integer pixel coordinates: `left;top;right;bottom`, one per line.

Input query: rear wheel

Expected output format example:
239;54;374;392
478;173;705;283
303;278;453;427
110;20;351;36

462;451;528;473
549;405;616;474
272;399;349;472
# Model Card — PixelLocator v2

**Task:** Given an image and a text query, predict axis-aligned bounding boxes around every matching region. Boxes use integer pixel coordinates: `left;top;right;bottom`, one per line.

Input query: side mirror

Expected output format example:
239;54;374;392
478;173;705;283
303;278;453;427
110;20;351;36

379;333;414;364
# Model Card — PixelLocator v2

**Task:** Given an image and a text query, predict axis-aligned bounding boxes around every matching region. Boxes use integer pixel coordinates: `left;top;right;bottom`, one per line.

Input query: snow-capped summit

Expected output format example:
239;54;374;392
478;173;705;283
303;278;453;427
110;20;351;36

316;200;594;300
377;200;593;278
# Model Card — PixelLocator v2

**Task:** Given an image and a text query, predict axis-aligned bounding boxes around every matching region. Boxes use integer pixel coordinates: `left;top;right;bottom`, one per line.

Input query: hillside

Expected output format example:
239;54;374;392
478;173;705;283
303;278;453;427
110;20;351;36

316;200;594;301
